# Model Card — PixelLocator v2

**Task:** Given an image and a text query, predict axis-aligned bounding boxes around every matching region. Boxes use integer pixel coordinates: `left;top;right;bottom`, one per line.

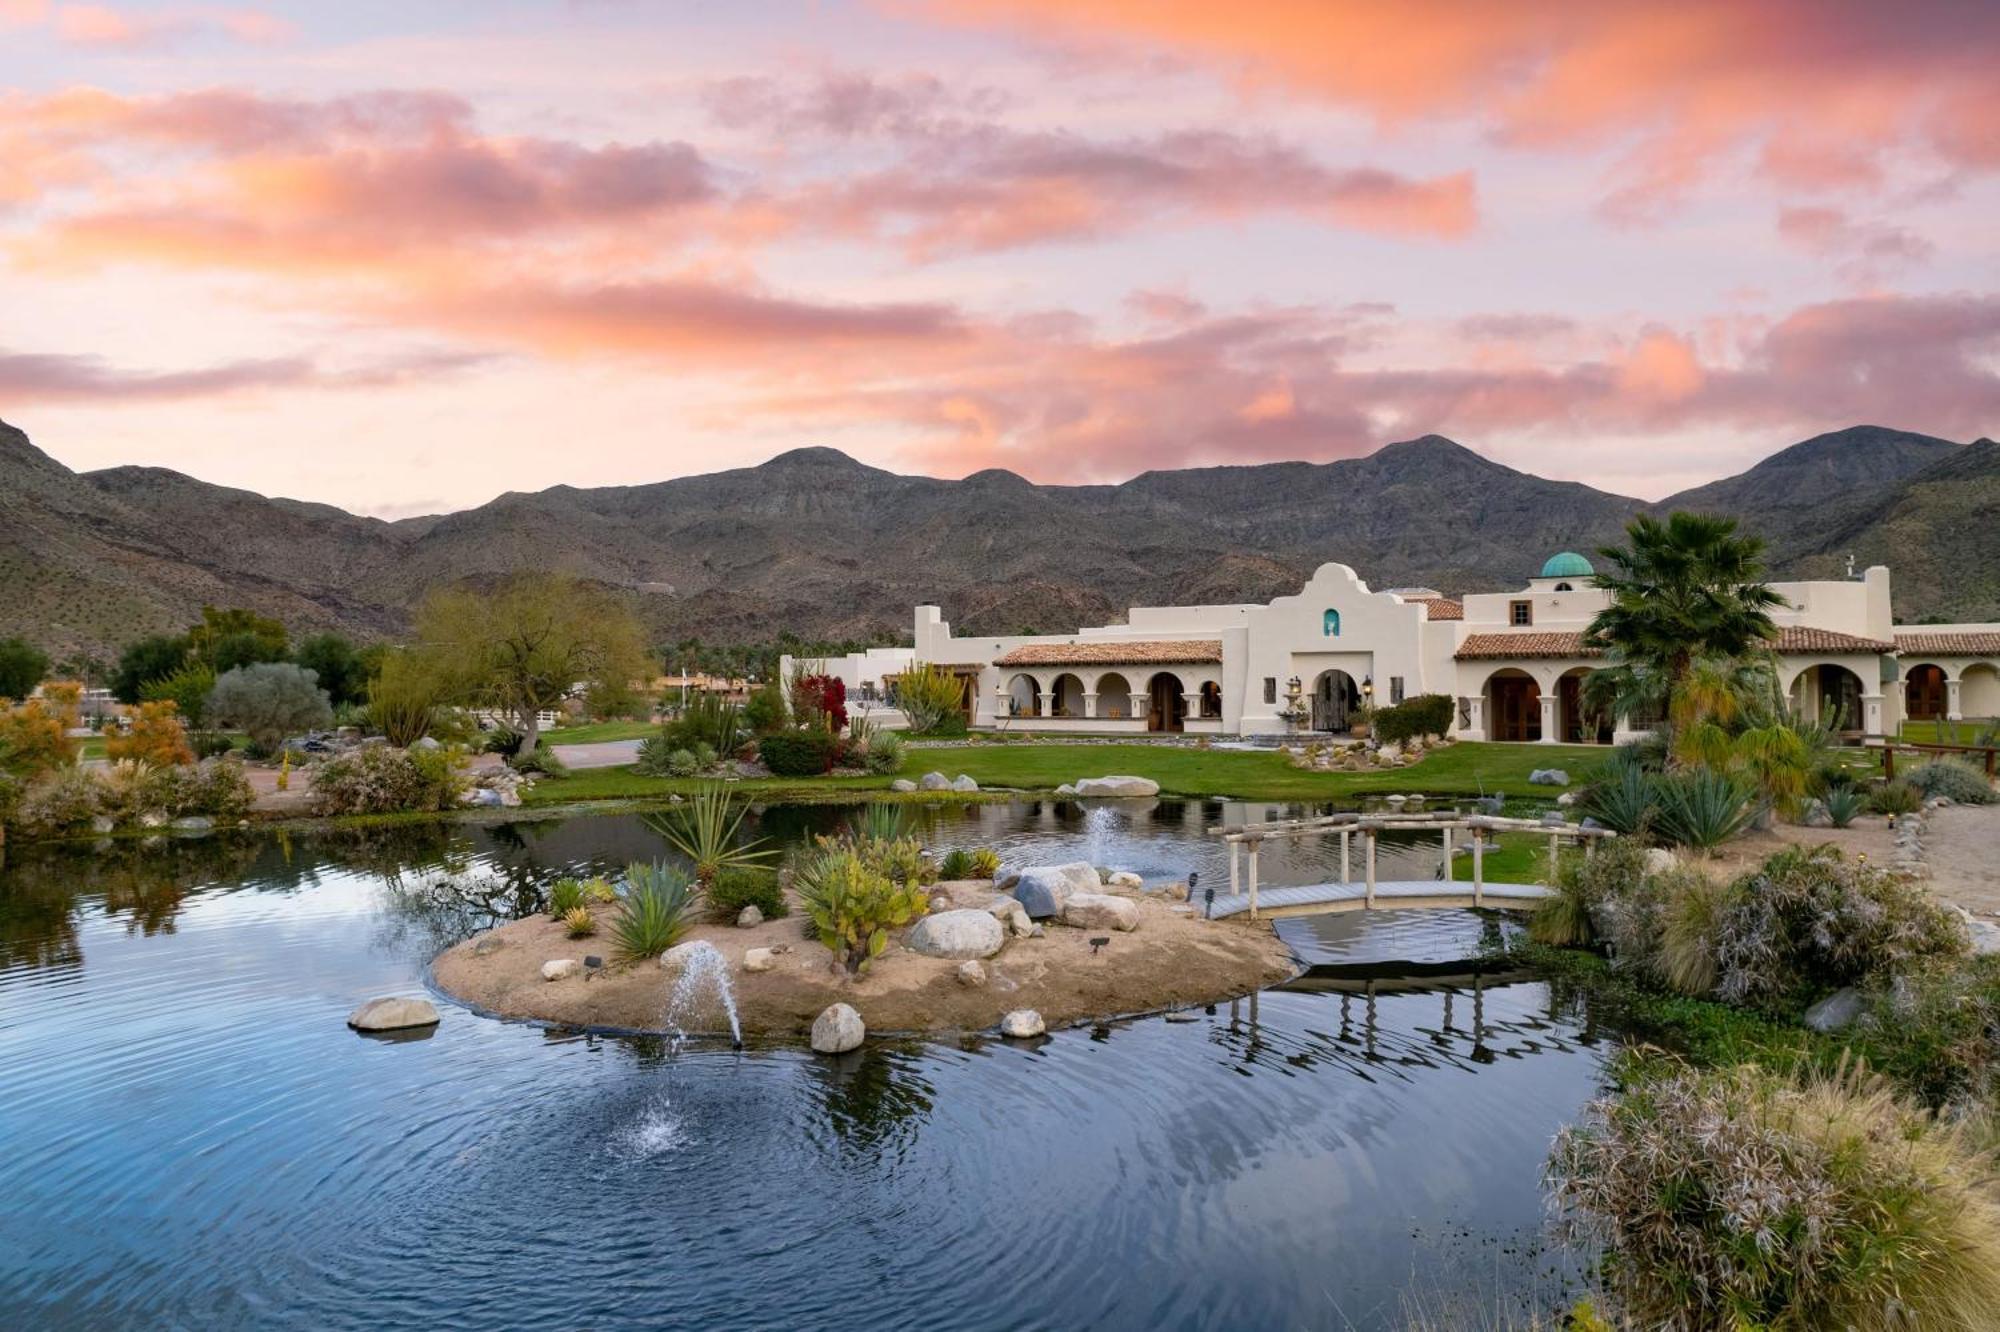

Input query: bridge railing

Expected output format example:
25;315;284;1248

1206;811;1616;919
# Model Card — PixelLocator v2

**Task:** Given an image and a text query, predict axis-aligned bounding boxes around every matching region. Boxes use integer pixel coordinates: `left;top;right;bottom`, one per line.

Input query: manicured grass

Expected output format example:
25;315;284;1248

543;720;657;745
1900;719;1999;746
519;740;1609;807
1446;833;1549;884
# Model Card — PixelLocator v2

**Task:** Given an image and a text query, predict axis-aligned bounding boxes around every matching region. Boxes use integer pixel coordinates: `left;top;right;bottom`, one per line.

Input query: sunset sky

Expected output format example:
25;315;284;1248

1;0;1995;517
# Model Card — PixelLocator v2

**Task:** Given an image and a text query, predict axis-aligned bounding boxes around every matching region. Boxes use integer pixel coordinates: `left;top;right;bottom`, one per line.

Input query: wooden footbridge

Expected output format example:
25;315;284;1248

1205;809;1616;920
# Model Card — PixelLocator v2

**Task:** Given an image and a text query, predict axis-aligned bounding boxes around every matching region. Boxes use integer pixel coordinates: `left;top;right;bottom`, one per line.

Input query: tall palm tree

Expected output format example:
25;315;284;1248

1585;512;1785;724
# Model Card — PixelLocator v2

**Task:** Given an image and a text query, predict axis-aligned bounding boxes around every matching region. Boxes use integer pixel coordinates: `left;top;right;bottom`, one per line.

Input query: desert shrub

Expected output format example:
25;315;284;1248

1847;957;2000;1109
970;848;1001;879
666;747;699;777
1711;844;1967;1011
107;700;194;767
1868;779;1923;815
612;861;695;960
1906;757;1997;805
0;699;77;779
1530;837;1647;947
660;693;743;755
1653;867;1730;997
0;636;49;700
1548;1058;2000;1330
508;746;567;777
862;730;905;775
938;848;973;880
563;906;595;938
1822;785;1867;828
11;767;102;837
309;745;466;815
803;848;927;974
742;680;785;734
894;662;967;736
151;757;254;820
708;865;786;920
758;729;835;776
1371;693;1454;744
692;741;717;769
1650;767;1754;849
366;674;439;748
1580;763;1656;837
644;784;775;884
482;726;524;757
633;734;677;776
207;662;332;756
548;877;589;917
139;662;216;730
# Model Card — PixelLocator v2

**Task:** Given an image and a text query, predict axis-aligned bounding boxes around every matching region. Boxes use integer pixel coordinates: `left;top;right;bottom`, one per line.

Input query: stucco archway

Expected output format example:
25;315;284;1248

1006;673;1041;718
1905;663;1948;722
1961;663;2000;720
1557;667;1611;744
1050;673;1086;718
1146;671;1187;732
1095;672;1133;719
1485;669;1542;742
1310;669;1359;732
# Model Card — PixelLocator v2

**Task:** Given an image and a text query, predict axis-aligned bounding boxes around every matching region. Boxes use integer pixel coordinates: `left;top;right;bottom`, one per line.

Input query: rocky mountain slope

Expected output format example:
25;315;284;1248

0;417;1990;657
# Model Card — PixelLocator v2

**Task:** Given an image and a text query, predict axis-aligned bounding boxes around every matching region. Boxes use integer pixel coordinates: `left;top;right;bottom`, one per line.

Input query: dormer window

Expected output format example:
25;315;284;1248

1510;600;1533;626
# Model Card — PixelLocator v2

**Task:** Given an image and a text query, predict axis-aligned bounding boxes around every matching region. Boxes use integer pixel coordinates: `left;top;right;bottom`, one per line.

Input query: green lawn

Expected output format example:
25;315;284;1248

543;719;658;745
1899;719;1998;746
519;739;1609;808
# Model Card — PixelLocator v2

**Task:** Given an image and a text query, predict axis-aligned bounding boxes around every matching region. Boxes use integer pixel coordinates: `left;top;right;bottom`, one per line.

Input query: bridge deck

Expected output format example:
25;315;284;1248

1207;879;1553;919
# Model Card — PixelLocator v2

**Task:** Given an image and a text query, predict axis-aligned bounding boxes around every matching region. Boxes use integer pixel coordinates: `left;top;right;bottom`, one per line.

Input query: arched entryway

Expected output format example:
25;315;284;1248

1963;663;2000;720
1792;664;1865;733
1486;670;1541;742
1311;670;1359;732
1199;681;1222;719
1050;673;1086;719
1146;672;1186;732
1906;664;1948;722
1557;668;1611;744
1006;673;1041;719
1095;672;1132;719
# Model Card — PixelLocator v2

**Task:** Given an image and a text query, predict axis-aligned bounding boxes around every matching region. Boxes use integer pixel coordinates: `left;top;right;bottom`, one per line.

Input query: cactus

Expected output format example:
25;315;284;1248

804;850;927;975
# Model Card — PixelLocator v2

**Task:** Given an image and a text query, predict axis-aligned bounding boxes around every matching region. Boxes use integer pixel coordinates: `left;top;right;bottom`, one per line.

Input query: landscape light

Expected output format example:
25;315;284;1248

1090;936;1110;955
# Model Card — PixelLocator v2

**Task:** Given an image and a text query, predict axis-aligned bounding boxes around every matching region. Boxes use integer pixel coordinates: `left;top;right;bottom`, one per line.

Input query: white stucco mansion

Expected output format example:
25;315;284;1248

792;555;2000;743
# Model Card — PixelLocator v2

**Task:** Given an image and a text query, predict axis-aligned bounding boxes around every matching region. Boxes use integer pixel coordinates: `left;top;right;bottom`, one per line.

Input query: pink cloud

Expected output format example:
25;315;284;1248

0;346;486;405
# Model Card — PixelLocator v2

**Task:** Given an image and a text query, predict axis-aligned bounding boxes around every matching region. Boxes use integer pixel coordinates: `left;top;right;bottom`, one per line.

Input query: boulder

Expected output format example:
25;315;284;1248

464;788;505;808
1074;775;1160;798
1000;1009;1046;1038
1160;881;1190;902
927;890;955;912
905;909;1005;959
743;947;777;973
347;996;441;1031
919;771;951;791
659;941;705;972
985;896;1035;937
736;904;764;928
1011;862;1101;919
1061;892;1140;931
890;779;917;793
1555;791;1579;807
411;736;442;751
1528;769;1570;786
170;816;214;833
1801;798;1832;828
950;774;979;793
811;1003;865;1054
1054;783;1077;797
1106;870;1144;889
1642;847;1677;876
1804;987;1867;1034
541;958;580;981
956;960;987;987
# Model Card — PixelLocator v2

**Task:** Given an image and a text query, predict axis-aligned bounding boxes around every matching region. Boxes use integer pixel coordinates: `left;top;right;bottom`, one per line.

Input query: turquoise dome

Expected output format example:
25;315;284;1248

1540;551;1594;579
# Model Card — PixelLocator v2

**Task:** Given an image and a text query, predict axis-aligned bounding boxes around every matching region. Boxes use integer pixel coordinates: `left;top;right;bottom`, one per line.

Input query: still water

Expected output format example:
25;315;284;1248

0;800;1618;1329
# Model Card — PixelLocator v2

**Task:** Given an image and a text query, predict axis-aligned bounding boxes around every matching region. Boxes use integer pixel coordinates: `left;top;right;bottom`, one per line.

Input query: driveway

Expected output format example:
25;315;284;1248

550;739;643;770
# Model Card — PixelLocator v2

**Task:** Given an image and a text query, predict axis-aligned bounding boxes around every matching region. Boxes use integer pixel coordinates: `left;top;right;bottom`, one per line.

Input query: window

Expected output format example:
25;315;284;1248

1262;677;1277;705
1553;582;1573;592
1510;600;1533;626
1322;608;1341;637
1200;681;1222;718
1389;676;1405;704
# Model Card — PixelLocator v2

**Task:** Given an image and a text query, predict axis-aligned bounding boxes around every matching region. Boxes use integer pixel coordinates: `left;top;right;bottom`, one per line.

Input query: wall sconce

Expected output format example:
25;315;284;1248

1361;674;1374;701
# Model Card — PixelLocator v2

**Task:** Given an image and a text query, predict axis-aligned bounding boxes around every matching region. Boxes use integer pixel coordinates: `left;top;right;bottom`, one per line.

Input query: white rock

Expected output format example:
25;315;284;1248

919;771;951;791
1642;848;1677;876
950;774;979;792
1161;881;1190;901
659;941;705;972
1074;775;1160;798
985;896;1035;937
1011;862;1101;918
737;904;764;928
347;996;441;1031
890;779;917;792
1054;783;1077;796
811;1002;865;1054
1106;870;1144;889
541;958;581;981
956;959;987;987
1061;892;1140;932
1000;1009;1046;1038
1555;791;1579;807
905;909;1006;959
743;947;777;972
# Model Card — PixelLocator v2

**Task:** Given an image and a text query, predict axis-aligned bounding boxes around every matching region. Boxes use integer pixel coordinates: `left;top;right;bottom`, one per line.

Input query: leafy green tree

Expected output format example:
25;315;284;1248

1584;512;1784;728
293;633;367;708
0;637;49;701
188;607;287;670
139;663;218;730
406;573;652;754
206;662;332;755
110;634;191;704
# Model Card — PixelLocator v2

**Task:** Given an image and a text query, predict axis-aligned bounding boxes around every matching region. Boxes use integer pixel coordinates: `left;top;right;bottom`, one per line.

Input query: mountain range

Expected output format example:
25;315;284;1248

3;418;1994;659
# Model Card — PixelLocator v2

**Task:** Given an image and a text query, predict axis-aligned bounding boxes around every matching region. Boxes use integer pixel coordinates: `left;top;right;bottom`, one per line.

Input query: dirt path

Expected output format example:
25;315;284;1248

1921;803;2000;919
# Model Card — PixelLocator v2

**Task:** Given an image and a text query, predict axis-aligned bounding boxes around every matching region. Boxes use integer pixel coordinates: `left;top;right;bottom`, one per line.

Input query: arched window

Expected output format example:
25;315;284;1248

1322;608;1340;637
1553;582;1573;592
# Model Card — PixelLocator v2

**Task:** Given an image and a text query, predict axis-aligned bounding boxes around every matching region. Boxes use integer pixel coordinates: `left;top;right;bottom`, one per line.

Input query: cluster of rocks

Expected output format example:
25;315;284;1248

463;765;533;808
1886;811;1929;879
1286;737;1449;773
1527;768;1570;787
888;771;980;793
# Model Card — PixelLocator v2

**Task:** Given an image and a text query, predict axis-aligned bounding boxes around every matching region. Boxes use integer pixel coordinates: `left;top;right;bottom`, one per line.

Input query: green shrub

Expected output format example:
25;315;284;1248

804;848;927;974
693;741;718;769
508;746;567;777
1822;785;1867;828
611;861;695;960
190;731;236;760
862;730;904;775
938;848;974;880
1868;779;1923;815
482;726;524;757
548;877;589;917
665;747;699;777
708;865;786;920
758;729;835;776
1651;767;1754;849
1906;758;1997;805
206;662;332;756
309;745;466;815
633;734;677;776
1530;836;1646;947
659;693;742;755
895;662;968;736
1548;1058;2000;1330
970;847;1001;878
1371;693;1455;745
563;906;595;938
742;680;785;735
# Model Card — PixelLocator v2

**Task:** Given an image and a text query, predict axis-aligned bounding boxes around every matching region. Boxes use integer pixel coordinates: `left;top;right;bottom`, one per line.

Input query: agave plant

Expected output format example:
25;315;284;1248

1581;763;1658;837
645;783;776;884
611;860;696;960
1822;785;1867;829
1652;768;1755;851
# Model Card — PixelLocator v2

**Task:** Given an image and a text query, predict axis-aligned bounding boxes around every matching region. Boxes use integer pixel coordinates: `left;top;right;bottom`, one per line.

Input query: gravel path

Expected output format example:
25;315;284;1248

1923;803;2000;919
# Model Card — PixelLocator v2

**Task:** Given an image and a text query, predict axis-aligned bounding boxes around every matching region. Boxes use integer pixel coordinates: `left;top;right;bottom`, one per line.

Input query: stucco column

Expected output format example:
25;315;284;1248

1181;692;1199;722
1862;691;1885;738
1537;693;1558;744
1128;692;1149;721
1035;681;1051;718
1947;677;1963;721
1082;691;1098;719
1465;695;1485;740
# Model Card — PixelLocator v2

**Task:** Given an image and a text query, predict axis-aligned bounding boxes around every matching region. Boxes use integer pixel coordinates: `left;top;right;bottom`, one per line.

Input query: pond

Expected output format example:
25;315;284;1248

0;800;1620;1329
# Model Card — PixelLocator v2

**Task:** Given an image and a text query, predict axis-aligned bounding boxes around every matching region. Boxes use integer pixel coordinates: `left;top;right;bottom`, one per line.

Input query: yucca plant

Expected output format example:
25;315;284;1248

645;783;776;885
1651;768;1754;851
805;848;927;974
612;860;696;960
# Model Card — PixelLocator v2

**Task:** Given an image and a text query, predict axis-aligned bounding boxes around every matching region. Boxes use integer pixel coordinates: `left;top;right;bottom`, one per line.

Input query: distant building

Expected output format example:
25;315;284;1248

811;554;2000;741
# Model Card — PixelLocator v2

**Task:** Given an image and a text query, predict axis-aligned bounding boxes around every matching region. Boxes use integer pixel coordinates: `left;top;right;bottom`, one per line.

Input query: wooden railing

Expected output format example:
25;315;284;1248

1871;739;1999;780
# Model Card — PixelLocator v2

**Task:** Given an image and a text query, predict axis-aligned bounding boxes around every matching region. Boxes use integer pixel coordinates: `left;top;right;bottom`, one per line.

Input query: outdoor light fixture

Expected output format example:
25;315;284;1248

1204;886;1215;918
584;955;603;980
1090;936;1110;955
1362;674;1374;700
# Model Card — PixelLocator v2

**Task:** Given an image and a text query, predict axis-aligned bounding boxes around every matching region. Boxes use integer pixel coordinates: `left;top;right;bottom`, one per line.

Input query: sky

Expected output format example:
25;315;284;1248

0;0;1995;518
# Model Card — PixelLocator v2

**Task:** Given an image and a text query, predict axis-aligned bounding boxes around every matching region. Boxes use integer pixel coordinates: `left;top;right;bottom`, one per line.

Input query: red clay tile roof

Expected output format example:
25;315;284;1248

993;639;1223;667
1453;625;1894;661
1895;631;2000;656
1407;597;1463;620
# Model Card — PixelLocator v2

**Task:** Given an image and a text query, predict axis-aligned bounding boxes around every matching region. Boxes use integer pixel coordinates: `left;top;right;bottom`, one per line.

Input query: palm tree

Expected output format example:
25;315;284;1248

1585;512;1785;726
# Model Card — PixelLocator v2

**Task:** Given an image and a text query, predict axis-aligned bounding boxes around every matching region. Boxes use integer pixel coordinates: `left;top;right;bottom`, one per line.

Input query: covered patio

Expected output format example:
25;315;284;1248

990;639;1226;733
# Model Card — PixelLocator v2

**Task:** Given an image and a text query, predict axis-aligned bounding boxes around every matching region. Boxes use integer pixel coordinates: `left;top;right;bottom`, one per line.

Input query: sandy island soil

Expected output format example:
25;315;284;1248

433;879;1297;1039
